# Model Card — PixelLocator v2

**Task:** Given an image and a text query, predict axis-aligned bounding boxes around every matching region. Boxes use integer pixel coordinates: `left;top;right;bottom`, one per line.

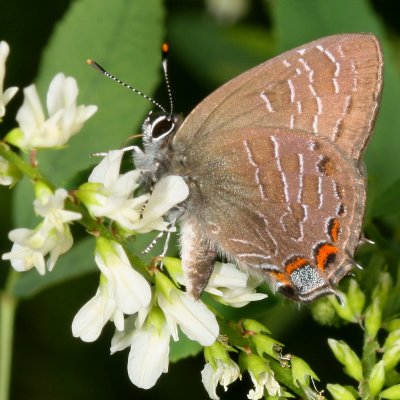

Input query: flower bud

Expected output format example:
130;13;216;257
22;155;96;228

291;356;319;388
204;341;232;367
385;319;400;332
384;329;400;350
383;344;400;371
365;297;382;339
327;384;357;400
242;319;270;334
328;338;363;381
372;272;392;306
368;360;385;396
311;297;337;326
380;384;400;399
328;292;357;323
162;257;184;285
240;353;281;399
347;279;365;317
251;333;282;361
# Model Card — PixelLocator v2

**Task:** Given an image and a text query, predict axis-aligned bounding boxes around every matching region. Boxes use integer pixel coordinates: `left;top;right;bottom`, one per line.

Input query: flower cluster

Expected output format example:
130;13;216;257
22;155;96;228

76;149;189;233
2;182;81;274
71;241;269;390
5;73;97;150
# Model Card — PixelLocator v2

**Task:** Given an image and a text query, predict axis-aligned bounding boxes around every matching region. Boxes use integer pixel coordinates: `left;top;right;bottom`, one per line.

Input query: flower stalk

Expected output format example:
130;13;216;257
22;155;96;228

0;270;19;400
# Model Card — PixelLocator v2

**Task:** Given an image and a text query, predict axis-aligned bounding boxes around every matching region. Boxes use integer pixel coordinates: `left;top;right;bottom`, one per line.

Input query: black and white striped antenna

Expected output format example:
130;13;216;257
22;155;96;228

87;43;175;116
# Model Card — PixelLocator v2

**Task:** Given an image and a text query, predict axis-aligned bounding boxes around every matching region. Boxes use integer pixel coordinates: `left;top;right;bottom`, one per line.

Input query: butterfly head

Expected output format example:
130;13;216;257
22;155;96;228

142;110;182;146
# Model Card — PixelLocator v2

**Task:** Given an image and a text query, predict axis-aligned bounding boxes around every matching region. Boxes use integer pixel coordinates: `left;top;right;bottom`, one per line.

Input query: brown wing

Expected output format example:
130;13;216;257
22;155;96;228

174;33;383;162
176;127;365;288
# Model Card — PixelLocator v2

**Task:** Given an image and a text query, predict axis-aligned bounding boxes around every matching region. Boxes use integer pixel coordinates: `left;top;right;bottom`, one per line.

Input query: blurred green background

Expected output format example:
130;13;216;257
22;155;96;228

0;0;400;399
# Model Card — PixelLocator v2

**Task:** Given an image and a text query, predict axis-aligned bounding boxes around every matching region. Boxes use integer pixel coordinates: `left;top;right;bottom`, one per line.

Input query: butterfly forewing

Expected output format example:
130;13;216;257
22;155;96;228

174;33;383;162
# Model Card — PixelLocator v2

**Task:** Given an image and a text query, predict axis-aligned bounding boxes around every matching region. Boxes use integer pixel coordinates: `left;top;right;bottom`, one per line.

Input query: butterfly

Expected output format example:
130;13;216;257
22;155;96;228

93;33;383;302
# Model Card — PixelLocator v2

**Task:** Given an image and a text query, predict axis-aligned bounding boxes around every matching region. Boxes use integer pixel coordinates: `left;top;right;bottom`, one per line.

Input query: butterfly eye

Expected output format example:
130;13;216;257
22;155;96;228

150;115;176;140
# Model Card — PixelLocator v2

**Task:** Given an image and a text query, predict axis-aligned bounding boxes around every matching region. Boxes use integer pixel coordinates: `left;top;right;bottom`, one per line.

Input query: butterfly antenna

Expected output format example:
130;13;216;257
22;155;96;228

86;58;167;113
161;43;174;116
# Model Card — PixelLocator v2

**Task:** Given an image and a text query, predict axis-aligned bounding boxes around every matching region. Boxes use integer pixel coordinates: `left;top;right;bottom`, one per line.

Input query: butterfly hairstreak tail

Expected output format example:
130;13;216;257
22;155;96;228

89;33;383;303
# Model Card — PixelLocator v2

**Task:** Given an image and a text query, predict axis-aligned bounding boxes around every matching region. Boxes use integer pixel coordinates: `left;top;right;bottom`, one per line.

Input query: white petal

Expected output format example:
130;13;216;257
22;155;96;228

89;150;125;186
113;264;152;314
46;227;73;271
127;322;170;389
75;104;98;122
215;287;267;308
0;41;10;96
113;309;125;331
247;372;264;400
3;86;18;105
207;262;248;289
201;363;221;400
46;73;75;116
16;84;45;138
111;315;136;353
95;242;152;315
111;170;141;196
72;288;114;342
132;175;188;233
158;291;218;346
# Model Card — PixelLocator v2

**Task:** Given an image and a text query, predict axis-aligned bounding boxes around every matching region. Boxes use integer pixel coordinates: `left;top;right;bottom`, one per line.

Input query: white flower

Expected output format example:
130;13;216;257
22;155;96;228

134;174;189;233
2;183;81;274
1;220;72;274
8;73;97;149
72;238;152;341
34;185;81;230
156;272;219;346
111;310;170;389
248;369;281;399
78;150;189;233
0;41;18;118
205;262;267;307
202;359;241;400
72;280;116;342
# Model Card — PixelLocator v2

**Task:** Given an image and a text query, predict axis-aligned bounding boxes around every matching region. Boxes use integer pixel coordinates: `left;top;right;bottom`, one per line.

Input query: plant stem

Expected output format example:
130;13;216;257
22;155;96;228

360;331;379;399
0;270;19;400
0;142;54;189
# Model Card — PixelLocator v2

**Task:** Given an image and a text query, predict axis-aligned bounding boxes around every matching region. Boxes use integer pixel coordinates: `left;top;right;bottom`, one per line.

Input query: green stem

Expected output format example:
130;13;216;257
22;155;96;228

0;270;19;400
0;142;54;189
360;332;379;399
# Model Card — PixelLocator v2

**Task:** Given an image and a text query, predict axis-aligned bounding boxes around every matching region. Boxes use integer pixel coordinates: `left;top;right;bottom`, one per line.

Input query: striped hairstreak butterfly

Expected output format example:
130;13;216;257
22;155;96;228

91;33;383;303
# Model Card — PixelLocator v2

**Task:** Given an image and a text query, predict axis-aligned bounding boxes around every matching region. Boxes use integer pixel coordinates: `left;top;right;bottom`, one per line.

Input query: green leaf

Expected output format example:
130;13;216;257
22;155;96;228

272;0;382;50
168;11;274;88
12;237;96;298
371;178;400;217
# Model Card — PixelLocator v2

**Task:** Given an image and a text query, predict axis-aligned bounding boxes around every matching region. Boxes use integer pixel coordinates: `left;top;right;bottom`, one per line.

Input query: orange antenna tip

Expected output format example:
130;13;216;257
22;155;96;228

162;43;169;55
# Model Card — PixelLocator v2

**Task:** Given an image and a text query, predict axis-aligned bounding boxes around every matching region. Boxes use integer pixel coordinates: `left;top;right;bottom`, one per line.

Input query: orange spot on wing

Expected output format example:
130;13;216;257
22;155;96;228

284;257;309;274
271;271;290;286
328;218;341;242
315;243;338;271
